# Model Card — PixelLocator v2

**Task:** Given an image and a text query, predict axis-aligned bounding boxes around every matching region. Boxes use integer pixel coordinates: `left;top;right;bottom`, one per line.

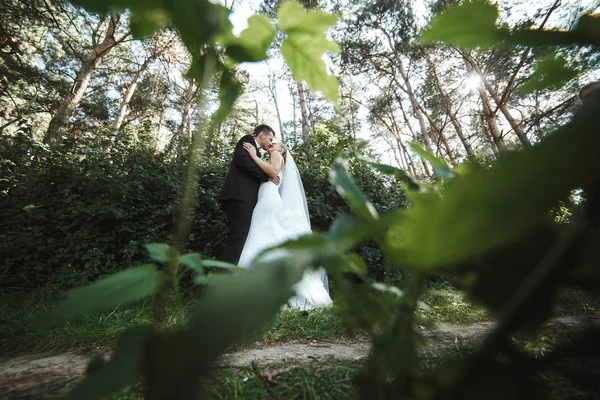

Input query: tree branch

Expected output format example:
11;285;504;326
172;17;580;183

492;0;562;114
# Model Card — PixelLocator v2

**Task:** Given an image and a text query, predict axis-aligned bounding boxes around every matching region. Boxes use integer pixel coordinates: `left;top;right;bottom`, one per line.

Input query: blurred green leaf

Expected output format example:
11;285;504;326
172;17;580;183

339;253;368;277
179;252;203;273
326;214;362;241
371;282;403;297
220;14;275;63
409;142;457;181
129;10;168;39
66;326;150;400
388;99;600;269
366;161;420;191
433;358;540;399
143;258;308;397
330;160;378;220
454;225;557;330
215;68;242;122
420;0;507;49
167;0;231;50
184;46;218;82
145;243;177;264
520;54;579;94
355;275;422;397
509;13;600;48
422;4;600;51
277;1;337;35
202;259;242;271
68;0;162;13
278;1;339;102
45;265;160;325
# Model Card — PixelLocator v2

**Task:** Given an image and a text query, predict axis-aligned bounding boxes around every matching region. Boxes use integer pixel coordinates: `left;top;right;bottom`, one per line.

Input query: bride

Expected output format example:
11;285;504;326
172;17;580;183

237;141;333;311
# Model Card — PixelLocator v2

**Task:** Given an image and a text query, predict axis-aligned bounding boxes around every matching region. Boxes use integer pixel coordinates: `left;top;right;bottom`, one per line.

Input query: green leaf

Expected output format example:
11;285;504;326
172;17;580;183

22;204;36;212
66;326;150;400
326;214;362;241
193;275;215;286
129;10;168;39
520;54;579;94
420;0;507;49
277;1;337;35
145;243;177;264
215;68;242;122
179;252;203;273
219;14;275;63
366;161;420;191
454;225;556;330
69;0;163;14
184;46;218;82
339;253;367;277
45;265;160;325
143;258;309;394
330;160;378;220
202;259;241;270
508;13;600;48
354;274;422;397
371;283;403;297
409;142;457;180
388;99;600;269
278;1;339;102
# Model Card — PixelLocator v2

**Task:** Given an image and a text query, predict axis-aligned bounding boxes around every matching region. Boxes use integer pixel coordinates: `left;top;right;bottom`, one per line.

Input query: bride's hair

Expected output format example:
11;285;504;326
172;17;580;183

277;143;288;159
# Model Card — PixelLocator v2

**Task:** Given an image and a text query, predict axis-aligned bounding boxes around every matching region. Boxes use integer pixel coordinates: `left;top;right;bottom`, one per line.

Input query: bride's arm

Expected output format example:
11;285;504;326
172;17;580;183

242;144;282;179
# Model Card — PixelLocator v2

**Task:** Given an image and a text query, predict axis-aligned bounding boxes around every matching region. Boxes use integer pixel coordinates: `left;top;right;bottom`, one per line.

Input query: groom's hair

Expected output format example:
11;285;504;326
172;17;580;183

252;124;275;137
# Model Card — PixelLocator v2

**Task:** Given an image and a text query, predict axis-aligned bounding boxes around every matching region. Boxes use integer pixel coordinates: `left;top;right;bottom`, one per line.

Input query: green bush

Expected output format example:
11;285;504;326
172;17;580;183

0;130;408;288
0;132;180;287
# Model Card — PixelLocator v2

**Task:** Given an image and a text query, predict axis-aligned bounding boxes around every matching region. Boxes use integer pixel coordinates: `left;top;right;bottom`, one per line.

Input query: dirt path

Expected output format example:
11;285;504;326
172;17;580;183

1;315;597;399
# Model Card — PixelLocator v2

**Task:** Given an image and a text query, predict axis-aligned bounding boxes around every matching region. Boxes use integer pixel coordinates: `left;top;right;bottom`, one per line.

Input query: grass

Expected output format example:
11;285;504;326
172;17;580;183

205;362;361;400
419;281;490;324
2;283;599;357
42;323;598;400
0;289;189;357
258;307;350;346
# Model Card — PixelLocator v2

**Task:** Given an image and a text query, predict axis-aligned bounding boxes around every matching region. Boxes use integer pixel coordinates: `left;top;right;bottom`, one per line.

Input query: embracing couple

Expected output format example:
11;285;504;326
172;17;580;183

218;124;332;311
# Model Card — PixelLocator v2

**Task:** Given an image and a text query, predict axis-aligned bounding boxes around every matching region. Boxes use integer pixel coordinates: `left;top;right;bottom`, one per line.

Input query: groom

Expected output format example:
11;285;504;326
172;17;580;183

219;124;279;265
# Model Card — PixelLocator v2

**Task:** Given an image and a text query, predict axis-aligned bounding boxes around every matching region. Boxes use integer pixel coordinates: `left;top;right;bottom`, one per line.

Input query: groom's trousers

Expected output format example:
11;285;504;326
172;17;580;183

220;200;254;265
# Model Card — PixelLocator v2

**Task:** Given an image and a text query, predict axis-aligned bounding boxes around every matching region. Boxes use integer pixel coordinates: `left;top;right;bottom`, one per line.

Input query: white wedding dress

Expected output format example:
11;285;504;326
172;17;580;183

237;153;333;311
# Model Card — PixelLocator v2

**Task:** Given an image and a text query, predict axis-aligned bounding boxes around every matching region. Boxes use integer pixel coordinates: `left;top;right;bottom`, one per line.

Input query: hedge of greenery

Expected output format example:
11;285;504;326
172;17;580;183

0;129;408;288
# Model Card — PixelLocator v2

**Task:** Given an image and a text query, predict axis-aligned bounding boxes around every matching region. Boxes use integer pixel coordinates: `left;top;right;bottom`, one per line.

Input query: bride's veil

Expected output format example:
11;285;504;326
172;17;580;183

279;151;310;231
279;151;330;293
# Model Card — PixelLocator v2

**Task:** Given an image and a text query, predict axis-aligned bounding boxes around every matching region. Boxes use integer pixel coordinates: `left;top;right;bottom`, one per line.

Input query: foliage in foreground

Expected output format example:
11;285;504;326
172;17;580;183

22;1;600;400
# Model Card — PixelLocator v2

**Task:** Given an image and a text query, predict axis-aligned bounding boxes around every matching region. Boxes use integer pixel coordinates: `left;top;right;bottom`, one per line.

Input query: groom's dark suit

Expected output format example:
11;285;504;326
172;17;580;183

219;135;269;265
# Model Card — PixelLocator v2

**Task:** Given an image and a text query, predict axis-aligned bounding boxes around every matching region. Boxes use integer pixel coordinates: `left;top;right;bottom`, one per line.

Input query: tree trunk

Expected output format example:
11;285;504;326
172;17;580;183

395;62;434;153
296;80;313;161
288;80;298;146
44;13;125;146
417;103;457;165
463;55;506;153
111;57;152;137
389;115;417;176
463;53;531;148
397;99;432;178
268;74;285;142
426;53;477;162
177;80;197;154
347;87;357;141
379;27;436;157
112;35;173;139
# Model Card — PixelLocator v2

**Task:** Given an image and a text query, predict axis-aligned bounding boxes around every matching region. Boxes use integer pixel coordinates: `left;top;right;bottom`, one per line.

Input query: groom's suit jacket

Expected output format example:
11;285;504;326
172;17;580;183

219;135;270;207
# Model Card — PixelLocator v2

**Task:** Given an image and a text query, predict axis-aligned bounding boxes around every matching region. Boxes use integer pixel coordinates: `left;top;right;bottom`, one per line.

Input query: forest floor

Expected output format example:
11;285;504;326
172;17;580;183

1;285;599;399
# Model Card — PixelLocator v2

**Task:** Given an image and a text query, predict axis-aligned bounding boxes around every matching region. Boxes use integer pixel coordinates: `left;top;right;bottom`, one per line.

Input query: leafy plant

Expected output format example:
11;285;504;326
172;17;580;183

30;1;600;399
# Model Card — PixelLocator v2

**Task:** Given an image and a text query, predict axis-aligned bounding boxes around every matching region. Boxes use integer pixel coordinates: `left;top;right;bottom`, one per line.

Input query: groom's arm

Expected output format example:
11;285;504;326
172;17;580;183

234;136;269;182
